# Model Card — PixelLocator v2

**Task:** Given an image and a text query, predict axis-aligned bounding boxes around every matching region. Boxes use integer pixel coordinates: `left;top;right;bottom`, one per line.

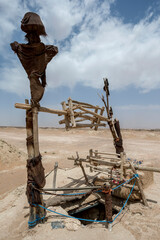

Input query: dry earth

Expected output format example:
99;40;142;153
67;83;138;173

0;127;160;240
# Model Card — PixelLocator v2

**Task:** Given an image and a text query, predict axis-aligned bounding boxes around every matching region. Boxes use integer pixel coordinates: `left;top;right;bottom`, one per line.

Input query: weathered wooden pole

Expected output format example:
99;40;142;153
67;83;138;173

25;100;46;227
25;99;37;227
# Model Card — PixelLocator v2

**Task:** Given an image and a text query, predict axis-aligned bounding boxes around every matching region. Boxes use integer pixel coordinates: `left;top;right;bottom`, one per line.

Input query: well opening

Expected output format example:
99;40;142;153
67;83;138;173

68;202;118;225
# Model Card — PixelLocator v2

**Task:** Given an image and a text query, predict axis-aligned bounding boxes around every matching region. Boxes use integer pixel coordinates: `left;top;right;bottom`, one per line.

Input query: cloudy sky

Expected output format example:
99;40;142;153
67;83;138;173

0;0;160;128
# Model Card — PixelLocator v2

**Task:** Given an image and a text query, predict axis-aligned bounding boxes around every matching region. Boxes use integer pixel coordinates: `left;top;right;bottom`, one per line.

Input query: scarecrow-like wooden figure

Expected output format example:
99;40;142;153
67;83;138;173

10;12;58;227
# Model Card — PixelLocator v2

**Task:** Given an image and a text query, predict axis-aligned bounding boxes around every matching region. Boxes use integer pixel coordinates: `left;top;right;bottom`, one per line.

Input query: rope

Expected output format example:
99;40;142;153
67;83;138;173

32;179;136;224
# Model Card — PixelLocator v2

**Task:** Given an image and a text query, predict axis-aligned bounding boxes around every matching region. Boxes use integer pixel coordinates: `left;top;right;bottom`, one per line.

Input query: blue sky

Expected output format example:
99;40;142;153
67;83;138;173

0;0;160;128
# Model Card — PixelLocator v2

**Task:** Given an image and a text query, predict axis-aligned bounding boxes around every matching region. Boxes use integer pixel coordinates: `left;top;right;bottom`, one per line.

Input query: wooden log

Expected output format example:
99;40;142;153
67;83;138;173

15;103;67;115
93;151;120;157
72;100;102;109
61;101;70;130
89;149;93;172
91;155;120;161
59;114;96;124
75;123;106;128
68;97;76;127
95;107;105;131
78;106;109;122
130;162;148;206
78;114;96;121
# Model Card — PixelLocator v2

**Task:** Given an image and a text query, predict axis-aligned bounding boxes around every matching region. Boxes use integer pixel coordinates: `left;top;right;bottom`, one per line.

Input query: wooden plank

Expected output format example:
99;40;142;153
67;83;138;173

15;103;67;115
130;162;148;207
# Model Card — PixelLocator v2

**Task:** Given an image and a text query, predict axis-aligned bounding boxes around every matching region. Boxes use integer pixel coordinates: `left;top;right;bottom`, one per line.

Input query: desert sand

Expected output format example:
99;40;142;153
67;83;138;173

0;127;160;240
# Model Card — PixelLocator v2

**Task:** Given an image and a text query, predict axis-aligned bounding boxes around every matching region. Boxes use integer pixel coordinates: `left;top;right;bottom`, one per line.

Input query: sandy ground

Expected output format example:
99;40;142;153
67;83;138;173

0;127;160;240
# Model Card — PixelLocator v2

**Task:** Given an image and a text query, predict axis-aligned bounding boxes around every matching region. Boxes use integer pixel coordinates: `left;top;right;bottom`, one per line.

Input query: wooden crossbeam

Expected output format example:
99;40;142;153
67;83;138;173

15;103;67;115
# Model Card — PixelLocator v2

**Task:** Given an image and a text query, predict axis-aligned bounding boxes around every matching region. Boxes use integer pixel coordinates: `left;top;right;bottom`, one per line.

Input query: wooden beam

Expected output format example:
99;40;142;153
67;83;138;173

72;100;102;110
124;165;160;173
75;123;106;128
15;103;67;115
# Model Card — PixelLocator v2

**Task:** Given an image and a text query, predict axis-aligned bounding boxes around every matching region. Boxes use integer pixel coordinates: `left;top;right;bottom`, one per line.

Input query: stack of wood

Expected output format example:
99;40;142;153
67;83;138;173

59;98;108;130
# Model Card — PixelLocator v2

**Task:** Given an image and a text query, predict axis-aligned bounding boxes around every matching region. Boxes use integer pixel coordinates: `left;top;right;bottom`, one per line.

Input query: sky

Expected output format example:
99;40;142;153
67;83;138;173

0;0;160;129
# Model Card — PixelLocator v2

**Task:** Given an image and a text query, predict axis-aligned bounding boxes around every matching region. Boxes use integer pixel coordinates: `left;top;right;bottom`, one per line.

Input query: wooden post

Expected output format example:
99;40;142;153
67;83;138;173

53;162;58;192
32;107;39;157
61;101;70;130
68;97;76;127
25;99;37;227
89;149;93;172
130;162;148;207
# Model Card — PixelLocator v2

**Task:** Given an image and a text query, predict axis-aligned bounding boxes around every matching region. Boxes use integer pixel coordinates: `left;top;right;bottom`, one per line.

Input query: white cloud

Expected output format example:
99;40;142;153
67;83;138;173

0;0;160;95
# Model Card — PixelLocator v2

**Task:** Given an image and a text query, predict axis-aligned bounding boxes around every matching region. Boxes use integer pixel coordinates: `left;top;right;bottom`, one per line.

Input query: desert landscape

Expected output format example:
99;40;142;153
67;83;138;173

0;127;160;240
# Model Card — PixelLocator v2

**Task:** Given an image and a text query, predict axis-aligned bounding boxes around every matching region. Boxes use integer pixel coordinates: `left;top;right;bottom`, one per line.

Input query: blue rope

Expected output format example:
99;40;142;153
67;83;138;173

112;174;138;191
28;215;46;227
33;179;136;224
